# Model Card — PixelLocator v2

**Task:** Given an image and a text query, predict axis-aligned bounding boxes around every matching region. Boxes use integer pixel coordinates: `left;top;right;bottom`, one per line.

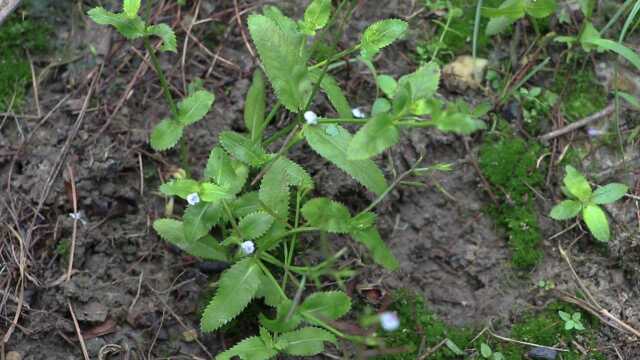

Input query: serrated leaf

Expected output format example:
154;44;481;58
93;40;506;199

153;219;227;261
232;192;262;218
184;202;222;241
315;72;352;118
525;0;556;18
299;291;351;321
398;62;440;101
360;19;408;59
245;70;266;143
351;227;399;270
563;165;592;202
123;0;141;18
202;258;263;332
87;7;145;39
348;113;399;160
259;300;302;333
591;183;628;205
260;157;313;219
301;198;352;233
304;124;387;195
205;147;248;194
582;204;610;242
486;16;516;36
219;131;269;167
280;327;336;356
150;118;183;151
238;212;274;240
377;75;398;98
176;90;215;126
263;6;299;34
215;336;277;360
248;14;311;112
300;0;332;35
159;179;200;198
549;200;582;220
255;273;284;307
146;23;177;52
200;182;234;202
349;211;377;231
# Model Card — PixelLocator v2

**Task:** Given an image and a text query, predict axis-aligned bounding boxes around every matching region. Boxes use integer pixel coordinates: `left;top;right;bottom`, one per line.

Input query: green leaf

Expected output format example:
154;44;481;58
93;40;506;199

232;192;262;218
300;0;332;35
318;74;352;118
204;147;248;195
348;113;399;160
245;70;266;143
280;327;336;356
392;82;412;115
549;200;582;220
617;91;640;109
433;110;485;135
150;118;183;151
558;311;571;321
525;0;557;18
146;23;177;52
591;183;628;204
579;22;601;52
486;16;516;36
445;339;465;356
351;227;399;270
482;0;524;19
584;38;640;71
87;7;145;39
159;179;200;198
397;62;440;101
153;219;227;261
248;14;311;112
202;258;263;332
301;198;352;233
377;75;398;98
304;124;388;195
238;212;274;240
219;131;269;167
372;98;392;115
255;273;284;307
582;204;610;242
259;157;313;219
300;291;351;321
259;300;302;332
480;343;492;358
176;90;215;126
563;165;592;202
183;202;222;241
200;182;234;202
215;336;277;360
360;19;408;59
123;0;141;18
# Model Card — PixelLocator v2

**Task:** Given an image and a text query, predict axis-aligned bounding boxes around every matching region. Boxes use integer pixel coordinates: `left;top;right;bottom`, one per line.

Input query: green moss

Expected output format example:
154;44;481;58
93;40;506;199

380;291;606;359
0;12;50;111
478;135;545;268
553;67;608;122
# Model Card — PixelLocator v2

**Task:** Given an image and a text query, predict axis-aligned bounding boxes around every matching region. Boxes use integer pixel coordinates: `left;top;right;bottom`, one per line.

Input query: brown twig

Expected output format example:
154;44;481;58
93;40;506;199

233;0;255;58
462;137;500;206
65;164;78;283
539;103;616;142
67;301;91;360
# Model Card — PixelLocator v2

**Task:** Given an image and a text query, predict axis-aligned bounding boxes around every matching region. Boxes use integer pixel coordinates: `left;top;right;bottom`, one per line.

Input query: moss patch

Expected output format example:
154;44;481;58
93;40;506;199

0;12;50;111
380;290;606;359
553;67;608;122
479;134;545;269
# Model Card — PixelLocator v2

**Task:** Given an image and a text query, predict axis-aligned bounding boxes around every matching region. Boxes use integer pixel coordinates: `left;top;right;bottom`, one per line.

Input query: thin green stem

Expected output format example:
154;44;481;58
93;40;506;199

318;117;368;124
143;37;177;116
256;259;288;301
472;0;483;59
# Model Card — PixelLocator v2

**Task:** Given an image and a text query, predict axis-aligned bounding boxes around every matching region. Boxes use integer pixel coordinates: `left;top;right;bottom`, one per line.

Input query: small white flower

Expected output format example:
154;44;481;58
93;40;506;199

304;111;318;125
240;241;255;255
186;193;200;206
379;311;400;331
352;107;366;119
587;128;605;137
69;211;87;225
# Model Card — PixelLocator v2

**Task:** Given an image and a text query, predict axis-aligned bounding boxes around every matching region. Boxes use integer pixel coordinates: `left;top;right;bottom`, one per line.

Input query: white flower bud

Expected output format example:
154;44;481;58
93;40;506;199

352;107;366;119
240;241;255;255
186;192;200;205
379;311;400;331
304;111;318;125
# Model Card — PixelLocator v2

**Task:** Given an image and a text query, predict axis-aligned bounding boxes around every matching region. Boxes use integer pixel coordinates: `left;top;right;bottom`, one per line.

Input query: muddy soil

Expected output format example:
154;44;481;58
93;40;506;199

1;0;639;359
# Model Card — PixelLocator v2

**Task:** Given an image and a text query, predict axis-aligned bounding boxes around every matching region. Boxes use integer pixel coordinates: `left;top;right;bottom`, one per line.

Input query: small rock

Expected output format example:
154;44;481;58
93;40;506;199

76;302;109;323
526;347;558;360
443;55;489;91
6;351;22;360
182;329;199;342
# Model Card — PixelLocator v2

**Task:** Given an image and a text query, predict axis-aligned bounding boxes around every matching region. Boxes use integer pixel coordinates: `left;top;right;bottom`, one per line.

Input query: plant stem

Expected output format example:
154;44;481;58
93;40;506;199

143;37;177;116
318;117;368;124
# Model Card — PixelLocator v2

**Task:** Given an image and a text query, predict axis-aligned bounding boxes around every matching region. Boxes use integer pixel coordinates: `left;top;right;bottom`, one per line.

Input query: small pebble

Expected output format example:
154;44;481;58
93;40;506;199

6;352;22;360
526;347;557;360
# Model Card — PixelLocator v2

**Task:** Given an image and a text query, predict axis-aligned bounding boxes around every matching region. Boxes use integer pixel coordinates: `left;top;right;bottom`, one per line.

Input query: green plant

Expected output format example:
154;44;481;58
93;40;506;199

89;0;488;358
480;342;505;360
512;86;558;134
549;165;628;242
559;311;586;331
481;0;557;36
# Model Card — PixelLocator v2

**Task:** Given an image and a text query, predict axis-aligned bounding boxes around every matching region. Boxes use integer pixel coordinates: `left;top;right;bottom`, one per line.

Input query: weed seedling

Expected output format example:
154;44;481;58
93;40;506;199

558;311;585;331
480;342;505;360
89;0;488;358
549;165;628;242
